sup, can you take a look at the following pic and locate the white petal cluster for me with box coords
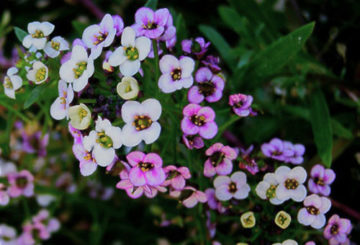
[3,67,22,99]
[22,21,54,51]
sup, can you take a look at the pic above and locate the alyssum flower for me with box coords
[72,139,98,176]
[229,93,254,117]
[203,143,237,177]
[7,170,34,198]
[181,104,218,139]
[44,36,69,58]
[158,54,195,93]
[22,21,54,50]
[121,98,162,147]
[59,45,94,92]
[182,37,210,57]
[275,166,307,202]
[3,67,22,99]
[188,67,224,104]
[214,171,250,201]
[50,80,74,120]
[182,134,204,150]
[108,27,151,76]
[82,14,116,59]
[26,61,48,84]
[83,117,122,167]
[255,173,285,205]
[297,194,331,229]
[323,214,352,245]
[116,76,139,100]
[68,103,91,130]
[163,165,191,190]
[308,164,335,196]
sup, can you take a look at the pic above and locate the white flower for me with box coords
[83,117,122,167]
[0,224,17,245]
[3,67,22,99]
[59,45,94,92]
[22,21,54,50]
[275,166,307,202]
[50,80,74,120]
[116,76,139,100]
[108,27,151,76]
[297,194,331,229]
[0,161,17,177]
[214,171,250,201]
[255,173,284,205]
[273,240,298,245]
[68,103,91,130]
[44,36,69,58]
[82,14,116,59]
[26,61,48,84]
[121,98,162,147]
[36,194,56,207]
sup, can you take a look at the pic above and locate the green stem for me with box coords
[0,101,31,123]
[79,98,97,104]
[152,40,160,82]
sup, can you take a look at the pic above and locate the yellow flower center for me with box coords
[78,108,88,119]
[73,61,87,79]
[266,184,277,199]
[191,115,206,126]
[124,46,139,61]
[93,31,108,45]
[4,76,12,89]
[171,68,182,81]
[35,67,47,82]
[132,115,153,131]
[285,178,299,190]
[96,132,113,148]
[31,29,44,38]
[51,40,60,50]
[139,162,154,172]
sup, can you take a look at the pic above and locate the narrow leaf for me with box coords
[14,26,27,42]
[24,86,44,109]
[72,21,88,36]
[144,0,158,10]
[309,89,333,167]
[331,119,353,140]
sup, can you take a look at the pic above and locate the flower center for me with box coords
[266,184,277,199]
[31,29,44,38]
[83,152,93,161]
[4,76,12,89]
[235,100,244,108]
[16,176,28,189]
[228,182,237,193]
[276,213,289,226]
[331,224,339,235]
[132,115,153,131]
[35,67,47,82]
[2,236,12,241]
[73,61,87,79]
[198,81,216,97]
[96,132,113,148]
[167,170,180,180]
[139,162,154,172]
[93,31,108,45]
[78,108,88,119]
[210,151,225,167]
[284,178,299,190]
[32,228,40,240]
[306,206,320,215]
[190,115,206,126]
[271,150,282,156]
[51,40,60,51]
[191,41,202,53]
[171,68,182,81]
[144,21,158,30]
[124,46,139,61]
[314,177,325,186]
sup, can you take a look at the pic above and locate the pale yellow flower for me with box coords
[240,211,256,228]
[116,76,139,100]
[68,103,91,130]
[275,211,291,229]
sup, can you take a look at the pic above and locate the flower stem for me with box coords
[152,40,160,82]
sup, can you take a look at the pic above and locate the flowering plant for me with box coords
[0,0,358,244]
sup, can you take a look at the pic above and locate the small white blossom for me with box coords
[50,80,74,120]
[275,166,307,202]
[255,173,284,205]
[22,21,54,50]
[3,67,22,99]
[121,98,162,147]
[68,103,91,130]
[44,36,69,58]
[273,240,298,245]
[59,45,94,92]
[108,27,151,76]
[116,76,139,100]
[26,61,48,84]
[83,117,122,167]
[297,194,331,229]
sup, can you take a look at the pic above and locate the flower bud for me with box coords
[68,103,91,130]
[240,211,256,228]
[275,211,291,229]
[116,76,139,100]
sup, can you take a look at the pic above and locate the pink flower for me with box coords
[205,188,226,213]
[182,134,204,149]
[308,164,335,196]
[204,143,237,178]
[181,186,207,208]
[229,93,255,117]
[7,170,34,198]
[181,104,218,139]
[163,165,191,190]
[68,123,83,144]
[127,151,166,187]
[188,67,224,104]
[32,209,60,234]
[181,37,210,58]
[72,139,98,176]
[19,222,50,245]
[324,215,352,245]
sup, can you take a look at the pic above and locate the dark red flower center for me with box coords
[139,162,154,172]
[171,68,182,81]
[306,205,320,215]
[190,115,206,126]
[16,177,28,189]
[198,82,216,97]
[228,182,237,193]
[210,151,225,167]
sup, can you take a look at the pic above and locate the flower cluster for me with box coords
[261,138,305,164]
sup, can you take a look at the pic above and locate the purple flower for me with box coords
[261,138,292,162]
[158,55,195,93]
[22,131,49,157]
[238,145,259,175]
[205,188,226,213]
[305,242,316,245]
[0,183,10,206]
[181,104,218,139]
[132,7,170,39]
[112,15,124,36]
[214,171,250,201]
[127,151,166,187]
[308,164,335,196]
[19,222,50,245]
[188,67,224,104]
[7,170,34,198]
[72,139,97,176]
[297,194,331,229]
[204,143,237,177]
[229,93,255,117]
[82,14,116,59]
[206,211,217,238]
[0,224,17,244]
[181,186,207,208]
[324,215,352,245]
[68,123,83,144]
[182,134,204,149]
[55,173,76,193]
[182,37,210,58]
[283,141,306,164]
[163,165,191,190]
[32,209,60,233]
[160,14,176,49]
[202,55,221,73]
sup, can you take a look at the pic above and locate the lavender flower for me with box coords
[308,164,335,196]
[205,188,226,213]
[214,171,250,201]
[229,93,254,117]
[0,224,17,245]
[202,55,221,73]
[7,170,34,198]
[323,215,352,245]
[163,165,191,190]
[203,143,237,177]
[181,104,218,139]
[182,134,204,150]
[188,67,224,104]
[181,37,210,57]
[181,186,207,208]
[297,194,331,229]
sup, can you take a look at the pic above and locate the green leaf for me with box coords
[309,89,333,167]
[331,119,353,140]
[199,25,236,70]
[24,86,45,109]
[175,13,188,44]
[237,22,315,88]
[72,21,88,36]
[144,0,158,10]
[14,26,27,42]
